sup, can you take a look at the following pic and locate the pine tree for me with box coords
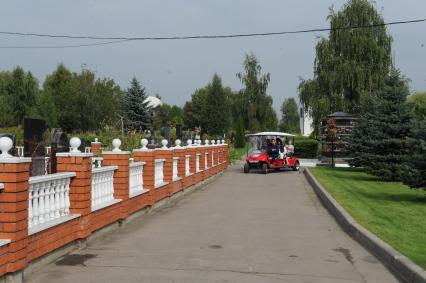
[204,74,230,136]
[123,78,152,131]
[402,119,426,189]
[235,116,246,148]
[347,69,413,181]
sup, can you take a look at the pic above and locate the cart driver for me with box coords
[268,138,280,161]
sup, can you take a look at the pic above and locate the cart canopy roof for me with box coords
[246,132,296,137]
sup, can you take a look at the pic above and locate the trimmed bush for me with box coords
[294,138,319,159]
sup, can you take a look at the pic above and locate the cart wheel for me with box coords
[293,161,300,171]
[262,163,268,174]
[244,163,250,173]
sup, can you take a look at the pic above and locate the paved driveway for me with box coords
[26,165,398,283]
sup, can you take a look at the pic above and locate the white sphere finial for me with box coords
[112,138,122,152]
[204,139,209,145]
[221,139,225,144]
[0,137,13,158]
[175,139,181,147]
[216,139,220,145]
[141,138,148,150]
[70,137,81,153]
[187,139,192,146]
[197,140,202,146]
[161,139,168,149]
[95,138,99,143]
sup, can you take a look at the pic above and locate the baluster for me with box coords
[54,179,61,218]
[38,183,46,224]
[28,185,34,228]
[49,180,56,220]
[59,179,65,216]
[64,178,70,215]
[33,183,40,226]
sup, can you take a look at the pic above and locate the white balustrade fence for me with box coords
[185,155,191,176]
[92,166,117,209]
[155,159,165,187]
[129,162,144,196]
[28,172,76,229]
[173,157,179,181]
[15,146,24,157]
[196,154,200,172]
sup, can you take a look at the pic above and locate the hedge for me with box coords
[294,138,320,159]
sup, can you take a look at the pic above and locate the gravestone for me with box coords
[176,124,182,140]
[24,118,47,176]
[50,129,69,174]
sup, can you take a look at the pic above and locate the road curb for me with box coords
[303,168,426,283]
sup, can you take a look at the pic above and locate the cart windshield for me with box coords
[247,135,292,154]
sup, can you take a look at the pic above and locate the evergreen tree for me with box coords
[122,78,152,131]
[204,74,230,136]
[6,67,38,125]
[402,119,426,189]
[347,69,413,181]
[183,88,208,131]
[279,98,300,134]
[235,116,246,148]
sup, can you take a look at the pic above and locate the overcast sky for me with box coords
[1,1,425,113]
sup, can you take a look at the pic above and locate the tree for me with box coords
[347,69,413,181]
[402,119,426,189]
[6,67,38,125]
[44,64,79,131]
[279,98,300,134]
[183,88,208,131]
[407,92,426,120]
[236,53,277,131]
[168,105,184,126]
[299,0,393,133]
[122,78,152,131]
[204,74,230,136]
[235,116,246,148]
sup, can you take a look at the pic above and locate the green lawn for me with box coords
[228,144,248,163]
[310,167,426,269]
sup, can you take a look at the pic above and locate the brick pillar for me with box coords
[133,150,154,190]
[198,146,206,180]
[0,157,31,272]
[91,140,101,157]
[103,151,130,219]
[56,152,93,239]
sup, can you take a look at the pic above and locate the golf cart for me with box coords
[243,132,300,174]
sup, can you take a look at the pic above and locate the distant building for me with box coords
[299,107,314,137]
[320,112,356,164]
[144,96,163,109]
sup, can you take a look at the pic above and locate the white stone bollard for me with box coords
[112,138,122,152]
[69,137,82,153]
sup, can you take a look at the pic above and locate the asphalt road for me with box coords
[25,165,398,283]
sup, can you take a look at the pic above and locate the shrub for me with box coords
[294,138,320,159]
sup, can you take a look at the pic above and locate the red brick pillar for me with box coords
[102,148,130,219]
[0,155,31,273]
[91,139,102,157]
[198,146,206,180]
[57,149,93,239]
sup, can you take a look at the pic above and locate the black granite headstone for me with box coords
[50,129,69,174]
[176,124,182,140]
